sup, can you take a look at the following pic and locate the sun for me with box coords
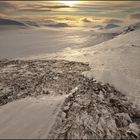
[59,1,81,6]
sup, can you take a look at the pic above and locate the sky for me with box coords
[0,1,140,26]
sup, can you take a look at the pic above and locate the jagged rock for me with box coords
[0,59,139,139]
[127,130,139,139]
[0,59,90,106]
[98,91,105,101]
[63,106,70,112]
[49,76,139,139]
[128,123,140,137]
[42,89,50,95]
[133,108,140,118]
[61,112,66,121]
[115,113,132,127]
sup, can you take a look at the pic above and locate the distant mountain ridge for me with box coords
[123,22,140,34]
[104,23,120,29]
[0,17,140,32]
[0,18,26,26]
[0,18,71,29]
[47,23,70,28]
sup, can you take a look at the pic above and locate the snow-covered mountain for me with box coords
[0,18,26,26]
[47,23,70,28]
[104,23,120,29]
[0,18,72,29]
[123,22,140,34]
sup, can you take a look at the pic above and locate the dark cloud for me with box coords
[82,18,91,23]
[19,4,70,13]
[129,13,140,20]
[104,19,123,24]
[0,1,140,23]
[47,23,70,28]
[22,4,70,10]
[46,5,70,9]
[0,2,70,15]
[20,8,52,13]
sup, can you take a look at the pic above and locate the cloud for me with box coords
[23,4,70,9]
[0,1,70,15]
[76,1,140,9]
[129,13,140,20]
[0,2,17,14]
[18,5,70,13]
[82,18,91,23]
[46,5,70,9]
[20,8,52,12]
[0,1,140,25]
[104,19,123,24]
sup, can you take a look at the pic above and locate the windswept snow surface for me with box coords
[0,27,121,59]
[52,29,140,106]
[0,95,66,139]
[0,28,92,58]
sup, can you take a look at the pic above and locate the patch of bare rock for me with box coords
[0,59,89,105]
[49,78,140,139]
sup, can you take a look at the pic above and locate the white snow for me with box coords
[0,28,92,58]
[0,95,66,139]
[0,27,122,59]
[53,29,140,106]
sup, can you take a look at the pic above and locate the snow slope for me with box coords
[0,95,66,139]
[0,27,118,58]
[54,29,140,106]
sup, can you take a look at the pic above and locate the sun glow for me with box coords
[59,1,81,6]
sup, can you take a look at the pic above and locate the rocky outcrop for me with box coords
[0,59,89,105]
[0,59,139,139]
[49,78,140,139]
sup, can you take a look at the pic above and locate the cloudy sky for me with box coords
[0,1,140,26]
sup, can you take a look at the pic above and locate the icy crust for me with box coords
[49,77,140,139]
[0,59,89,106]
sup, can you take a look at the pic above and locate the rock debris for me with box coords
[0,59,139,139]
